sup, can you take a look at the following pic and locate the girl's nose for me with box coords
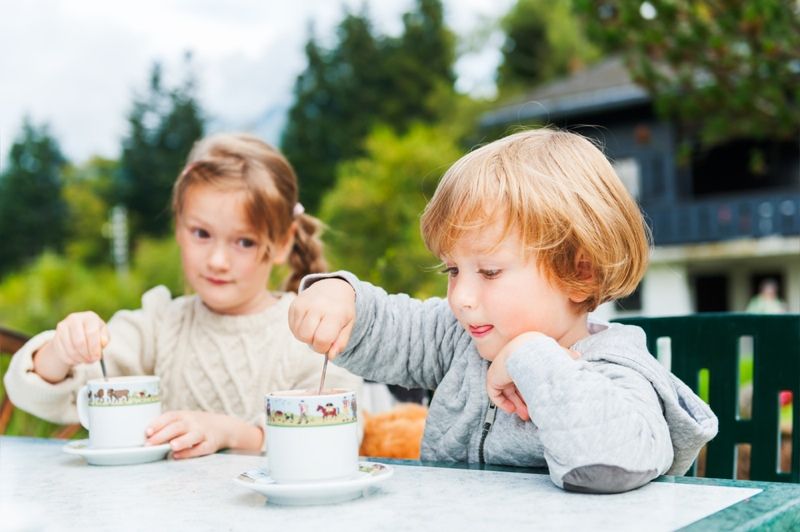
[208,243,230,271]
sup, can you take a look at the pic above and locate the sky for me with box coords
[0,0,513,167]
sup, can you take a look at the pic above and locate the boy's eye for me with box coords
[479,269,501,279]
[440,266,458,278]
[191,228,210,239]
[237,238,257,249]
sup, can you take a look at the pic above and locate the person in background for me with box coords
[4,133,361,458]
[288,127,717,493]
[746,279,787,314]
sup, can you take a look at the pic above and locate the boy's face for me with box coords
[442,220,589,361]
[176,183,281,315]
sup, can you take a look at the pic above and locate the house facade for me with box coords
[481,58,800,319]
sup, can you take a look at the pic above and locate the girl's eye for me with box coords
[192,228,210,239]
[237,238,257,249]
[479,269,501,279]
[440,266,458,278]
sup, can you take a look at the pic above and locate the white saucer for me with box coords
[234,461,393,505]
[63,439,171,466]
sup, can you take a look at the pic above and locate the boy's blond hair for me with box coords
[420,128,650,313]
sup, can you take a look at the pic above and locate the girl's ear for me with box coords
[569,250,594,304]
[271,222,297,265]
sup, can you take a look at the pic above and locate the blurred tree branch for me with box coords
[575,0,800,147]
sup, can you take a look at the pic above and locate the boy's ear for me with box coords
[272,222,297,265]
[569,250,594,304]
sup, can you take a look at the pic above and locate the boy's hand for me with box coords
[487,332,581,421]
[288,278,356,359]
[145,410,263,459]
[33,311,109,383]
[487,349,531,421]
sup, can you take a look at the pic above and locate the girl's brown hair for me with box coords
[172,133,326,292]
[421,127,651,313]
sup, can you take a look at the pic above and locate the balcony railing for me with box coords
[644,193,800,246]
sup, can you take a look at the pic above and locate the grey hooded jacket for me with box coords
[303,272,718,493]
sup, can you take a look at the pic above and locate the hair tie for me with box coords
[293,202,305,217]
[180,161,199,178]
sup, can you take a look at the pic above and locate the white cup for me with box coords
[76,376,161,449]
[265,388,359,483]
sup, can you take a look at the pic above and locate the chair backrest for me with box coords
[613,313,800,483]
[0,326,82,439]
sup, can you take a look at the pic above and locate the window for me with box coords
[613,157,641,200]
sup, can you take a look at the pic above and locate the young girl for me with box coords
[288,128,718,493]
[4,133,361,458]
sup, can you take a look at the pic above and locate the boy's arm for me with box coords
[300,271,461,390]
[505,335,673,493]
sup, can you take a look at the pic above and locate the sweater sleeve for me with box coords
[3,286,171,424]
[301,271,460,390]
[506,335,673,494]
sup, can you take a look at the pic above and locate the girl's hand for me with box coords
[33,311,109,383]
[288,278,356,359]
[487,332,581,421]
[145,411,263,459]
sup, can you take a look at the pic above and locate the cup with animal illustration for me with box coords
[76,376,161,449]
[265,388,359,483]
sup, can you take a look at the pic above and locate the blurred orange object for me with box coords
[360,403,427,459]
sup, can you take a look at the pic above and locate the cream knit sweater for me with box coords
[4,286,363,430]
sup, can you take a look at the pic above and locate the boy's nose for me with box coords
[450,279,477,310]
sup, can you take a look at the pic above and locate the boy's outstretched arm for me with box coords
[289,278,356,359]
[289,271,463,390]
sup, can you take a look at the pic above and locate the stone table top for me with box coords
[2,436,799,531]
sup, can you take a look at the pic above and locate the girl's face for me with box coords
[442,219,589,361]
[175,183,290,315]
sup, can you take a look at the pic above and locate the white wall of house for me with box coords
[596,236,799,320]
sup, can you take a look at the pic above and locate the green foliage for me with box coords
[117,59,205,239]
[282,0,457,211]
[497,0,601,94]
[0,237,182,335]
[0,118,68,275]
[62,157,118,265]
[320,124,462,298]
[575,0,800,147]
[131,236,183,295]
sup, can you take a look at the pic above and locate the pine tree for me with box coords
[282,0,456,211]
[117,58,204,238]
[0,118,68,274]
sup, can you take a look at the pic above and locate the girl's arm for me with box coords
[145,410,264,459]
[2,286,169,424]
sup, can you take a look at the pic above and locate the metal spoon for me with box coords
[99,356,108,381]
[317,355,329,395]
[99,338,109,381]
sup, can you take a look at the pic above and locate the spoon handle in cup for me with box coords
[317,356,329,395]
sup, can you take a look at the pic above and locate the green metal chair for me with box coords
[613,313,800,483]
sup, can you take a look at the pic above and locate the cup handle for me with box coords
[76,385,91,430]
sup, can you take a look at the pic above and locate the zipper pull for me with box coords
[478,402,498,464]
[483,402,497,430]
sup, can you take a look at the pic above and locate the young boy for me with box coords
[288,128,717,493]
